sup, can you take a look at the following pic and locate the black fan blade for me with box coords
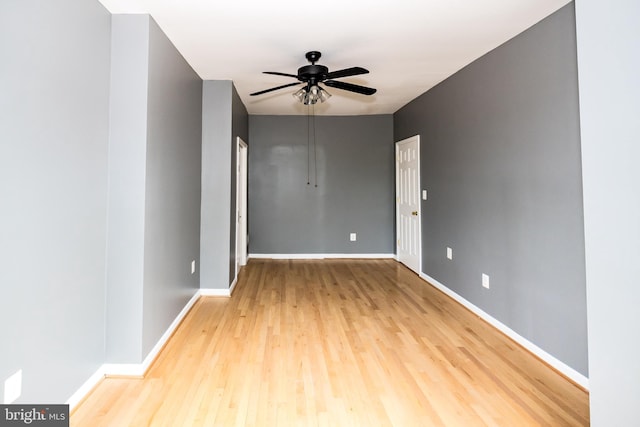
[324,80,377,95]
[263,71,299,79]
[250,82,302,96]
[325,66,369,80]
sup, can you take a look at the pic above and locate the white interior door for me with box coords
[396,135,421,274]
[236,137,248,276]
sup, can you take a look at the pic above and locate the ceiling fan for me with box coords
[250,51,377,105]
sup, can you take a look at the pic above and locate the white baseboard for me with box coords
[249,253,396,260]
[229,276,238,295]
[67,289,203,409]
[419,272,589,390]
[102,363,145,377]
[139,290,201,370]
[199,287,231,297]
[66,365,106,409]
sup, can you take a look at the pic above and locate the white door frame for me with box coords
[235,137,248,278]
[395,135,422,274]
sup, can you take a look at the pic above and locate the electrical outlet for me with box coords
[350,233,357,242]
[447,247,453,260]
[4,369,22,404]
[191,260,196,274]
[482,273,490,289]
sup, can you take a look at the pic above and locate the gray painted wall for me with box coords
[248,115,394,254]
[105,14,149,364]
[201,81,248,289]
[0,0,111,402]
[106,14,202,363]
[575,1,640,424]
[142,18,202,356]
[394,3,588,375]
[201,81,231,290]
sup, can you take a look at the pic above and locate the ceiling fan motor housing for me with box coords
[297,65,328,84]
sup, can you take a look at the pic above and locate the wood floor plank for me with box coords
[72,259,589,426]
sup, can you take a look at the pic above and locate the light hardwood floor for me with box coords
[72,259,589,426]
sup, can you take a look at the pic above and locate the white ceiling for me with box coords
[98,0,571,116]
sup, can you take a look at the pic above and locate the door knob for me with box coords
[411,211,418,216]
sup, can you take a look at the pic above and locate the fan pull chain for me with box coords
[312,104,318,187]
[306,104,311,185]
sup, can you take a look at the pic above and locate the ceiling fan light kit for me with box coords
[293,84,331,105]
[250,51,377,104]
